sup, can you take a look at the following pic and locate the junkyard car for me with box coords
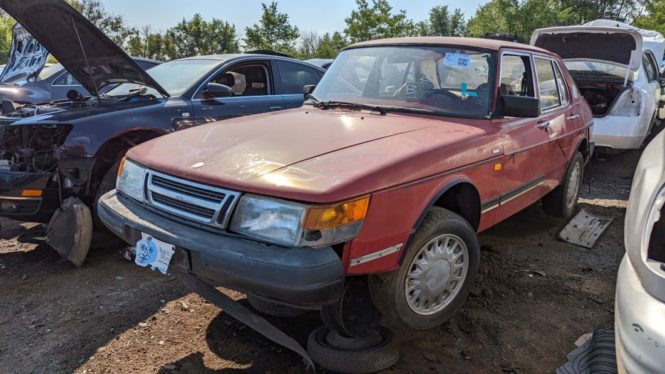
[0,0,324,263]
[99,36,593,371]
[532,24,665,150]
[0,58,161,105]
[615,130,665,373]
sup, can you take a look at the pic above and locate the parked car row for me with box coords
[0,0,662,373]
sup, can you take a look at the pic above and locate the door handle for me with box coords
[536,120,551,128]
[567,114,580,120]
[269,106,282,111]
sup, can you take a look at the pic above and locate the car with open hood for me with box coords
[0,0,324,265]
[99,36,593,372]
[532,23,665,150]
[615,129,665,372]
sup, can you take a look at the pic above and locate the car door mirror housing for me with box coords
[501,95,541,118]
[204,83,233,99]
[659,77,665,88]
[303,85,316,96]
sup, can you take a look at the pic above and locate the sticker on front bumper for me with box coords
[135,233,175,274]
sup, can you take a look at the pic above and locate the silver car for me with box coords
[615,129,665,372]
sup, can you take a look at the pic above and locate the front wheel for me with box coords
[368,207,480,330]
[542,151,584,218]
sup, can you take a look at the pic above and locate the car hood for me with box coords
[0,81,50,104]
[0,0,168,97]
[0,24,49,84]
[128,108,499,202]
[531,25,643,74]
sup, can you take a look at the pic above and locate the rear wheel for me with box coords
[369,207,480,330]
[542,151,584,218]
[91,158,124,247]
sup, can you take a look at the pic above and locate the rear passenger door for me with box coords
[643,51,663,121]
[191,61,284,121]
[274,60,324,109]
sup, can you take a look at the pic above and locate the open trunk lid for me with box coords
[531,25,643,83]
[0,0,169,97]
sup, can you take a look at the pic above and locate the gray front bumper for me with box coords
[98,190,345,307]
[614,255,665,373]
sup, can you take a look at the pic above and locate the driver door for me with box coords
[191,62,283,122]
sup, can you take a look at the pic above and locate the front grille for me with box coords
[146,171,240,228]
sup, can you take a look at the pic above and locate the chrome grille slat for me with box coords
[145,170,240,228]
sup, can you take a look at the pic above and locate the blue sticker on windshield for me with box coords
[443,53,471,69]
[461,83,478,98]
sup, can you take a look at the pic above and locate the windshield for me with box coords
[313,46,495,117]
[37,63,63,81]
[564,60,628,81]
[106,59,221,97]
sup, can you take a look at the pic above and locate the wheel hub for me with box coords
[566,161,582,209]
[405,234,469,315]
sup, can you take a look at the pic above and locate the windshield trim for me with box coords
[317,44,497,119]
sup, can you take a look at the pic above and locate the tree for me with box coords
[244,2,300,54]
[166,14,239,58]
[315,32,348,58]
[466,0,558,41]
[298,31,321,58]
[68,0,134,49]
[344,0,415,43]
[421,6,466,36]
[635,0,665,36]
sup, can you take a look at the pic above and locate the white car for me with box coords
[615,130,665,372]
[532,24,664,150]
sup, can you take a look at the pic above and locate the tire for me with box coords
[92,159,124,246]
[368,207,480,331]
[542,151,584,218]
[247,294,305,318]
[307,326,399,373]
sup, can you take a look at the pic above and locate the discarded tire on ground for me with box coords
[307,326,399,373]
[247,294,305,318]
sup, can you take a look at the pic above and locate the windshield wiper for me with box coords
[312,99,387,115]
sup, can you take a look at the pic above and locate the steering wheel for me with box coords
[392,82,416,97]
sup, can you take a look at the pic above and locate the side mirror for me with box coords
[204,83,233,99]
[501,95,540,118]
[303,85,316,96]
[659,77,665,88]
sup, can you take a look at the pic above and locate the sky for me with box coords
[101,0,488,37]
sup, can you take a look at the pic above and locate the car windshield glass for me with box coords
[106,59,221,97]
[564,61,628,80]
[312,45,495,117]
[37,63,63,81]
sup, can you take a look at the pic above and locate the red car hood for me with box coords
[129,108,499,203]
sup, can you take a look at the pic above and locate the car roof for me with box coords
[347,36,552,54]
[172,54,326,72]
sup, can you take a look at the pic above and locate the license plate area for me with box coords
[135,233,175,274]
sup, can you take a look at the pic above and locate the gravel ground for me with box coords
[0,143,647,374]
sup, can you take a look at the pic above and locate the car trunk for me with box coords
[572,78,627,117]
[531,25,643,118]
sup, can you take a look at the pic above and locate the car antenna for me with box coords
[70,15,101,104]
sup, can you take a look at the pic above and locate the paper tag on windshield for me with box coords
[443,53,471,69]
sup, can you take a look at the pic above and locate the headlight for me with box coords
[609,88,642,117]
[230,194,370,247]
[116,157,147,203]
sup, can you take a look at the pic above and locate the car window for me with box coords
[314,46,495,118]
[53,72,80,86]
[210,64,270,96]
[276,61,321,94]
[535,58,560,110]
[37,63,63,81]
[643,53,658,82]
[553,62,569,105]
[500,54,534,97]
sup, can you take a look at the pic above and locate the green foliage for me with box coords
[69,0,134,49]
[165,14,239,58]
[635,0,665,36]
[316,32,349,58]
[420,6,466,36]
[344,0,415,43]
[244,2,300,54]
[0,14,13,64]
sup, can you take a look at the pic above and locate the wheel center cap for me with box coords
[425,259,452,293]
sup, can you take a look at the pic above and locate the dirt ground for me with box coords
[0,145,645,374]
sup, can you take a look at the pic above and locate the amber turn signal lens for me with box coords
[303,196,370,230]
[117,156,128,177]
[21,189,43,197]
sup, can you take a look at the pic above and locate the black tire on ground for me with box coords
[91,158,124,246]
[542,151,584,218]
[588,328,617,374]
[246,294,305,318]
[368,207,480,331]
[307,326,399,373]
